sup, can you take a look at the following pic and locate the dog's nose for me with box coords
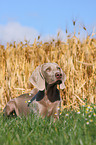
[55,73,62,79]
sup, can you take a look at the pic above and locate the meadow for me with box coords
[0,104,96,145]
[0,26,96,144]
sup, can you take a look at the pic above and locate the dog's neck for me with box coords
[29,83,60,106]
[45,82,60,102]
[35,82,60,103]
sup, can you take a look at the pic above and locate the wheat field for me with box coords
[0,32,96,111]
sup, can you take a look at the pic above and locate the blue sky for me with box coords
[0,0,96,44]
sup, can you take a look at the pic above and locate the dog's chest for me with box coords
[43,95,52,106]
[37,95,60,116]
[39,95,57,107]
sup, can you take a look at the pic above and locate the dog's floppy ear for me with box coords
[29,65,45,91]
[60,69,66,89]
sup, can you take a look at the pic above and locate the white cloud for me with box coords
[0,22,39,44]
[0,22,68,45]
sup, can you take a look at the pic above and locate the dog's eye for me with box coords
[46,67,51,72]
[57,67,60,71]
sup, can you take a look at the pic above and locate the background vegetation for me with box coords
[0,27,96,111]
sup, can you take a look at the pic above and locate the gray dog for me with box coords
[3,63,66,119]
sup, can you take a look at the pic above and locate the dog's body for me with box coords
[3,88,38,117]
[3,63,66,119]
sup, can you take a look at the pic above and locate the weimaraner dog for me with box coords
[3,63,66,119]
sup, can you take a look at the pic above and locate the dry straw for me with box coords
[0,33,96,111]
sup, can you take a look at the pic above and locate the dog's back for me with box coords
[3,88,38,117]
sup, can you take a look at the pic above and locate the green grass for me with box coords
[0,104,96,145]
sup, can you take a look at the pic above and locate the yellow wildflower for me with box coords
[29,93,31,96]
[55,113,57,116]
[65,113,69,116]
[87,105,90,109]
[89,119,93,122]
[86,108,89,111]
[86,121,89,125]
[60,112,62,115]
[85,111,88,114]
[88,115,91,118]
[28,100,31,103]
[82,103,85,107]
[89,109,92,112]
[57,107,60,110]
[77,110,80,114]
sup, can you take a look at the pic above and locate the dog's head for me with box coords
[29,63,66,90]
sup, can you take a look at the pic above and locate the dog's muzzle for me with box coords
[55,72,62,84]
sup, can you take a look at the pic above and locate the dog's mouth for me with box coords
[49,79,62,86]
[56,79,62,84]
